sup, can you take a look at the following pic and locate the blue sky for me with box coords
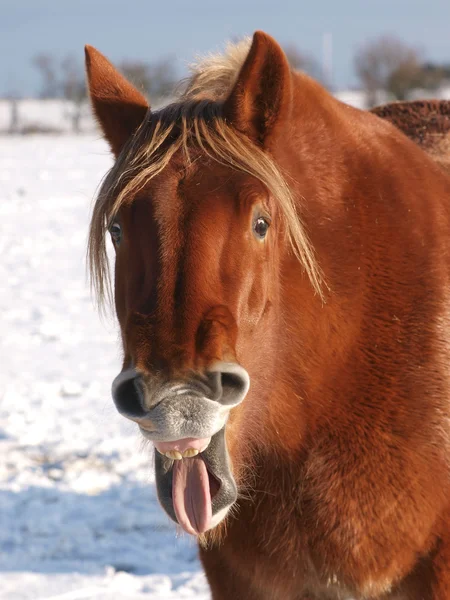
[2,0,450,96]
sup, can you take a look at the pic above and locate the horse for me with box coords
[85,32,450,599]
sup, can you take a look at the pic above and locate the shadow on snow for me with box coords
[0,480,200,575]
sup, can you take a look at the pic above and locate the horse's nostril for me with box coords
[208,363,250,407]
[111,369,145,419]
[221,371,247,397]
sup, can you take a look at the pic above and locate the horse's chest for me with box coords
[216,503,340,598]
[218,494,402,600]
[219,532,396,600]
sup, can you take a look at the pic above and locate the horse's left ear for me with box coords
[85,45,149,157]
[223,31,292,145]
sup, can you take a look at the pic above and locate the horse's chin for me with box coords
[154,426,236,535]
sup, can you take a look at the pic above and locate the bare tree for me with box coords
[60,55,86,133]
[32,54,59,98]
[7,96,19,134]
[4,75,21,134]
[119,56,177,102]
[418,62,450,91]
[283,44,323,83]
[31,51,177,132]
[355,36,423,106]
[32,52,87,133]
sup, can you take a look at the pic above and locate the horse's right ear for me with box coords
[85,45,149,157]
[223,31,292,145]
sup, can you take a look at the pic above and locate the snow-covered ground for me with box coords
[0,135,210,599]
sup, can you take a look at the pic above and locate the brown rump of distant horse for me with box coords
[372,99,450,171]
[85,32,450,599]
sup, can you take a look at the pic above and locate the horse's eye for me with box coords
[109,222,122,245]
[253,216,270,239]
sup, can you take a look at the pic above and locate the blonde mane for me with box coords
[88,38,323,306]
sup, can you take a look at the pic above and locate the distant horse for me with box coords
[85,32,450,599]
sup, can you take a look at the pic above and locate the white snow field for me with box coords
[0,136,210,599]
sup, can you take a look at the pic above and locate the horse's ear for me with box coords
[223,31,292,145]
[85,45,149,156]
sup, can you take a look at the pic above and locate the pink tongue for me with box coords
[172,456,212,535]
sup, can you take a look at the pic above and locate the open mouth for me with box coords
[153,427,236,535]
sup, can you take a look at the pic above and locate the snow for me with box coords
[0,135,210,599]
[0,100,96,134]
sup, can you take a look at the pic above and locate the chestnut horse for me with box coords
[85,32,450,599]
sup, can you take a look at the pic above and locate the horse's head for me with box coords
[85,32,322,535]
